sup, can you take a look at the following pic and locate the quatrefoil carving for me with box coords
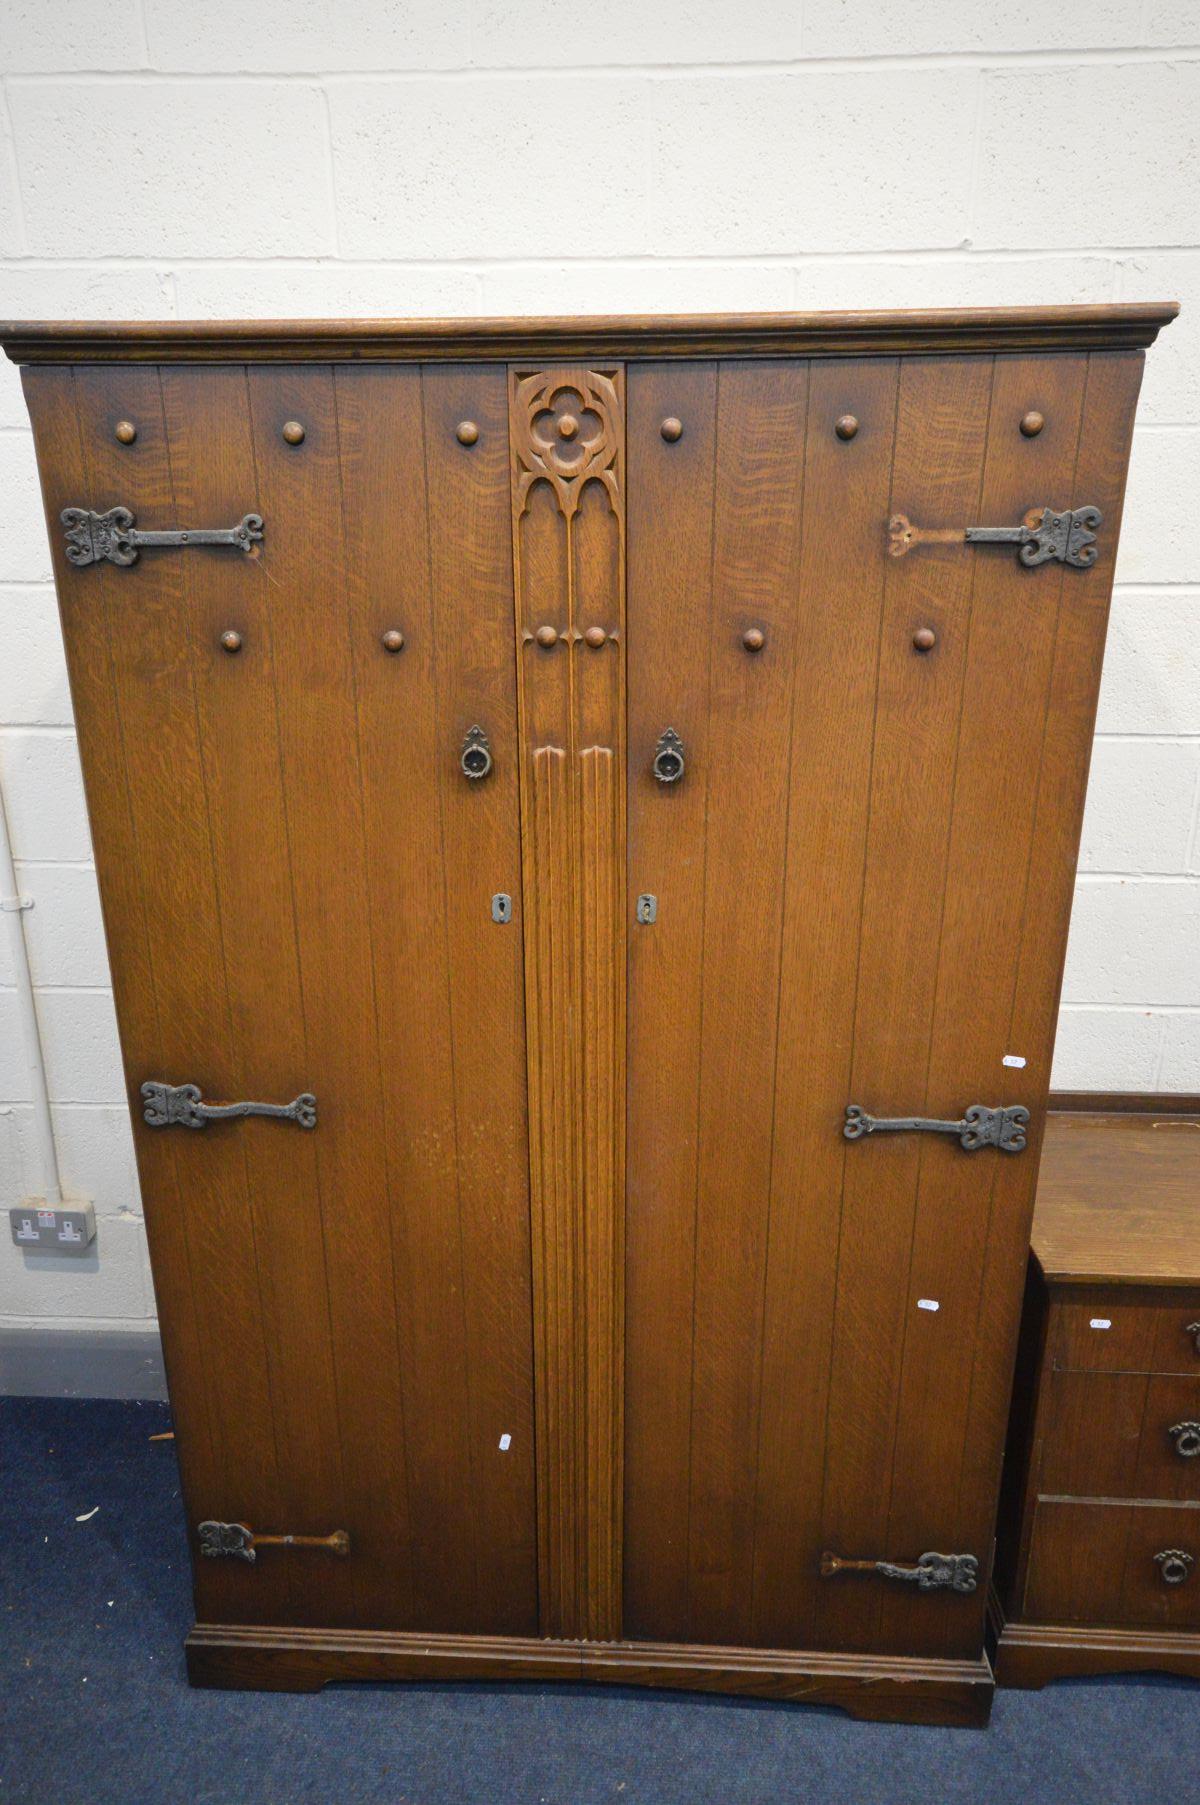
[511,368,622,521]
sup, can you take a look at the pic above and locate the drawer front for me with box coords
[1052,1294,1200,1375]
[1153,1308,1200,1375]
[1039,1370,1147,1496]
[1135,1376,1200,1498]
[1039,1371,1200,1500]
[1025,1499,1200,1628]
[1053,1300,1157,1373]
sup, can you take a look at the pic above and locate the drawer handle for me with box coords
[820,1549,978,1594]
[1155,1549,1195,1587]
[198,1520,350,1564]
[1187,1321,1200,1357]
[843,1102,1029,1153]
[141,1081,316,1130]
[887,503,1101,569]
[63,505,263,568]
[1168,1420,1200,1459]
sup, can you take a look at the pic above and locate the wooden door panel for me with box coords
[876,353,1091,1658]
[952,351,1144,1627]
[623,362,718,1642]
[24,363,539,1638]
[624,350,1143,1659]
[817,355,996,1656]
[26,364,292,1631]
[751,357,902,1651]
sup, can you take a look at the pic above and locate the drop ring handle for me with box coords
[653,728,685,785]
[461,725,493,781]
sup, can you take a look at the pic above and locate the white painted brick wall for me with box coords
[1,2,1198,1337]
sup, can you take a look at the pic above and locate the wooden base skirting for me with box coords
[989,1588,1200,1689]
[185,1623,994,1726]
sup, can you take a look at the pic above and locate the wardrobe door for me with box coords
[23,362,539,1637]
[624,351,1143,1659]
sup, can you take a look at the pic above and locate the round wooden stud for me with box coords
[535,624,559,648]
[282,420,306,445]
[558,414,580,441]
[114,419,137,445]
[660,417,683,443]
[742,627,765,653]
[220,630,243,654]
[381,629,405,653]
[913,626,937,653]
[1020,410,1045,438]
[456,420,479,446]
[584,625,607,648]
[835,414,859,441]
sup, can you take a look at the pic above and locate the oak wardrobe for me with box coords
[3,304,1175,1726]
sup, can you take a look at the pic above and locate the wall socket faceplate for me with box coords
[10,1201,96,1255]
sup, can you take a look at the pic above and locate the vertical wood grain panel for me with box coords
[244,365,407,1628]
[817,356,993,1653]
[327,362,465,1629]
[683,361,808,1646]
[750,357,900,1649]
[624,363,718,1641]
[60,365,289,1627]
[21,367,237,1626]
[877,354,1088,1657]
[955,352,1145,1602]
[419,364,540,1633]
[158,363,356,1628]
[510,366,626,1640]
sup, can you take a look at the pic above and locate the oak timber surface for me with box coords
[1035,1112,1200,1286]
[10,305,1174,1723]
[0,303,1179,366]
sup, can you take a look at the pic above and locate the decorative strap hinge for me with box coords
[198,1521,350,1564]
[62,506,263,568]
[888,504,1101,568]
[141,1081,316,1130]
[821,1550,979,1594]
[843,1102,1029,1153]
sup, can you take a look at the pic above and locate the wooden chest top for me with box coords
[1035,1110,1200,1288]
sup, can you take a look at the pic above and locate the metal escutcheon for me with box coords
[461,725,493,780]
[653,728,685,785]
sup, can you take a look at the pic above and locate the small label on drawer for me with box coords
[1089,1318,1112,1330]
[1002,1054,1026,1068]
[498,1433,512,1451]
[917,1299,939,1312]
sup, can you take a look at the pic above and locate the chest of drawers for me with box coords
[992,1105,1200,1685]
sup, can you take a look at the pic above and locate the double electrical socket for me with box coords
[9,1200,96,1255]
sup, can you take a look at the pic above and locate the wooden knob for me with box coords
[660,417,683,443]
[282,421,305,445]
[220,630,243,654]
[913,626,937,652]
[584,626,607,648]
[456,420,479,446]
[558,414,579,440]
[535,624,558,648]
[381,629,405,653]
[742,627,765,652]
[835,415,859,441]
[114,420,137,445]
[1020,411,1045,438]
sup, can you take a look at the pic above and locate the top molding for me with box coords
[0,304,1179,366]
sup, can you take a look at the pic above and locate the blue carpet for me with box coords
[0,1397,1196,1804]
